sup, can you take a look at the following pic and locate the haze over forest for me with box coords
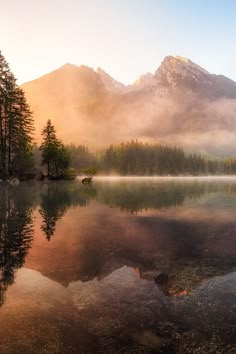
[22,56,236,156]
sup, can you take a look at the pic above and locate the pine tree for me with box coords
[40,119,70,177]
[40,119,60,176]
[0,51,34,177]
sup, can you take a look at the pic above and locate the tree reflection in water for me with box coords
[96,180,225,213]
[0,179,234,307]
[0,185,34,305]
[0,182,95,305]
[39,185,68,241]
[39,182,96,241]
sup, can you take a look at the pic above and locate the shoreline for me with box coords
[94,175,236,180]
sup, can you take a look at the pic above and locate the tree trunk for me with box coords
[0,103,3,177]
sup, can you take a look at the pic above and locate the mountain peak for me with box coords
[60,63,78,70]
[154,55,210,89]
[96,67,126,93]
[161,55,209,75]
[96,66,107,75]
[59,63,98,75]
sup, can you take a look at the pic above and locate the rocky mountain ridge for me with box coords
[21,55,236,155]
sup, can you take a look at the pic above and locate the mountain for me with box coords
[21,56,236,154]
[96,67,126,93]
[153,56,236,98]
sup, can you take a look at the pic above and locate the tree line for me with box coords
[61,141,236,176]
[1,49,236,179]
[99,141,226,175]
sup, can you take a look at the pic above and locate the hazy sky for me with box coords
[1,0,236,84]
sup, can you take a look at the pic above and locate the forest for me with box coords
[1,49,236,179]
[66,141,236,176]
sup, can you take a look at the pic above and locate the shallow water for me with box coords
[1,178,236,352]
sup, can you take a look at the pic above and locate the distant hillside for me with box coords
[21,56,236,155]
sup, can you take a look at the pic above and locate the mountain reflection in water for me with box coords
[0,178,236,352]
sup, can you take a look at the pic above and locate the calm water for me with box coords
[1,177,236,353]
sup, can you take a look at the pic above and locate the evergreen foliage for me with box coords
[0,51,34,177]
[101,141,210,175]
[40,119,70,177]
[1,49,236,178]
[66,144,96,171]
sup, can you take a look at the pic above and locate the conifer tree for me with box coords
[40,119,59,176]
[0,51,34,177]
[40,119,70,177]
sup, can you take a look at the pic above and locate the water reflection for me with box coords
[39,185,71,241]
[1,265,236,353]
[0,186,34,305]
[1,179,236,301]
[39,183,93,240]
[29,180,236,292]
[0,179,236,352]
[96,179,231,212]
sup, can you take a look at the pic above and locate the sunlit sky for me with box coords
[1,0,236,85]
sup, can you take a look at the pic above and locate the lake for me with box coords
[1,177,236,353]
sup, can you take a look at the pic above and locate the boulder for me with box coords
[9,178,20,186]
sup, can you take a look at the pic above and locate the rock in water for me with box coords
[155,272,169,295]
[9,178,20,186]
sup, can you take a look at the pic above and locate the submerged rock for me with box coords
[155,272,169,295]
[155,272,169,285]
[9,178,20,186]
[141,270,162,281]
